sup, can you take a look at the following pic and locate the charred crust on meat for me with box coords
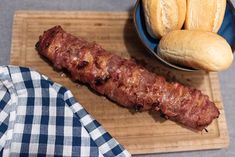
[94,77,103,85]
[160,111,168,119]
[152,102,160,111]
[94,75,110,86]
[35,41,40,51]
[77,61,89,69]
[45,42,50,48]
[134,104,143,112]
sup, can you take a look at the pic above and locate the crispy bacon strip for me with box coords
[36,26,219,131]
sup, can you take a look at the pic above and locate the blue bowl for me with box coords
[133,0,235,71]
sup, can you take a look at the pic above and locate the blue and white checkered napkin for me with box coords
[0,65,131,157]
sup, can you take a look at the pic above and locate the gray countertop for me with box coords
[0,0,234,156]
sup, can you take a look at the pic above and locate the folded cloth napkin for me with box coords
[0,65,131,157]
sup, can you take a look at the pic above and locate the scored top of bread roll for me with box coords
[185,0,226,33]
[142,0,186,38]
[157,30,233,71]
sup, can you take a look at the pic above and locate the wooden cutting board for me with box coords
[10,11,229,155]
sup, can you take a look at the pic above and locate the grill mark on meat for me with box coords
[36,26,220,131]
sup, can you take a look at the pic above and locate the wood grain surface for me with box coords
[10,11,229,155]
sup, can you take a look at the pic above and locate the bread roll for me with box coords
[185,0,226,33]
[157,30,233,71]
[142,0,186,38]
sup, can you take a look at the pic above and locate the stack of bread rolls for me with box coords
[142,0,233,71]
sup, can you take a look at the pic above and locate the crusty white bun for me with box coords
[142,0,186,38]
[157,30,233,71]
[185,0,226,33]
